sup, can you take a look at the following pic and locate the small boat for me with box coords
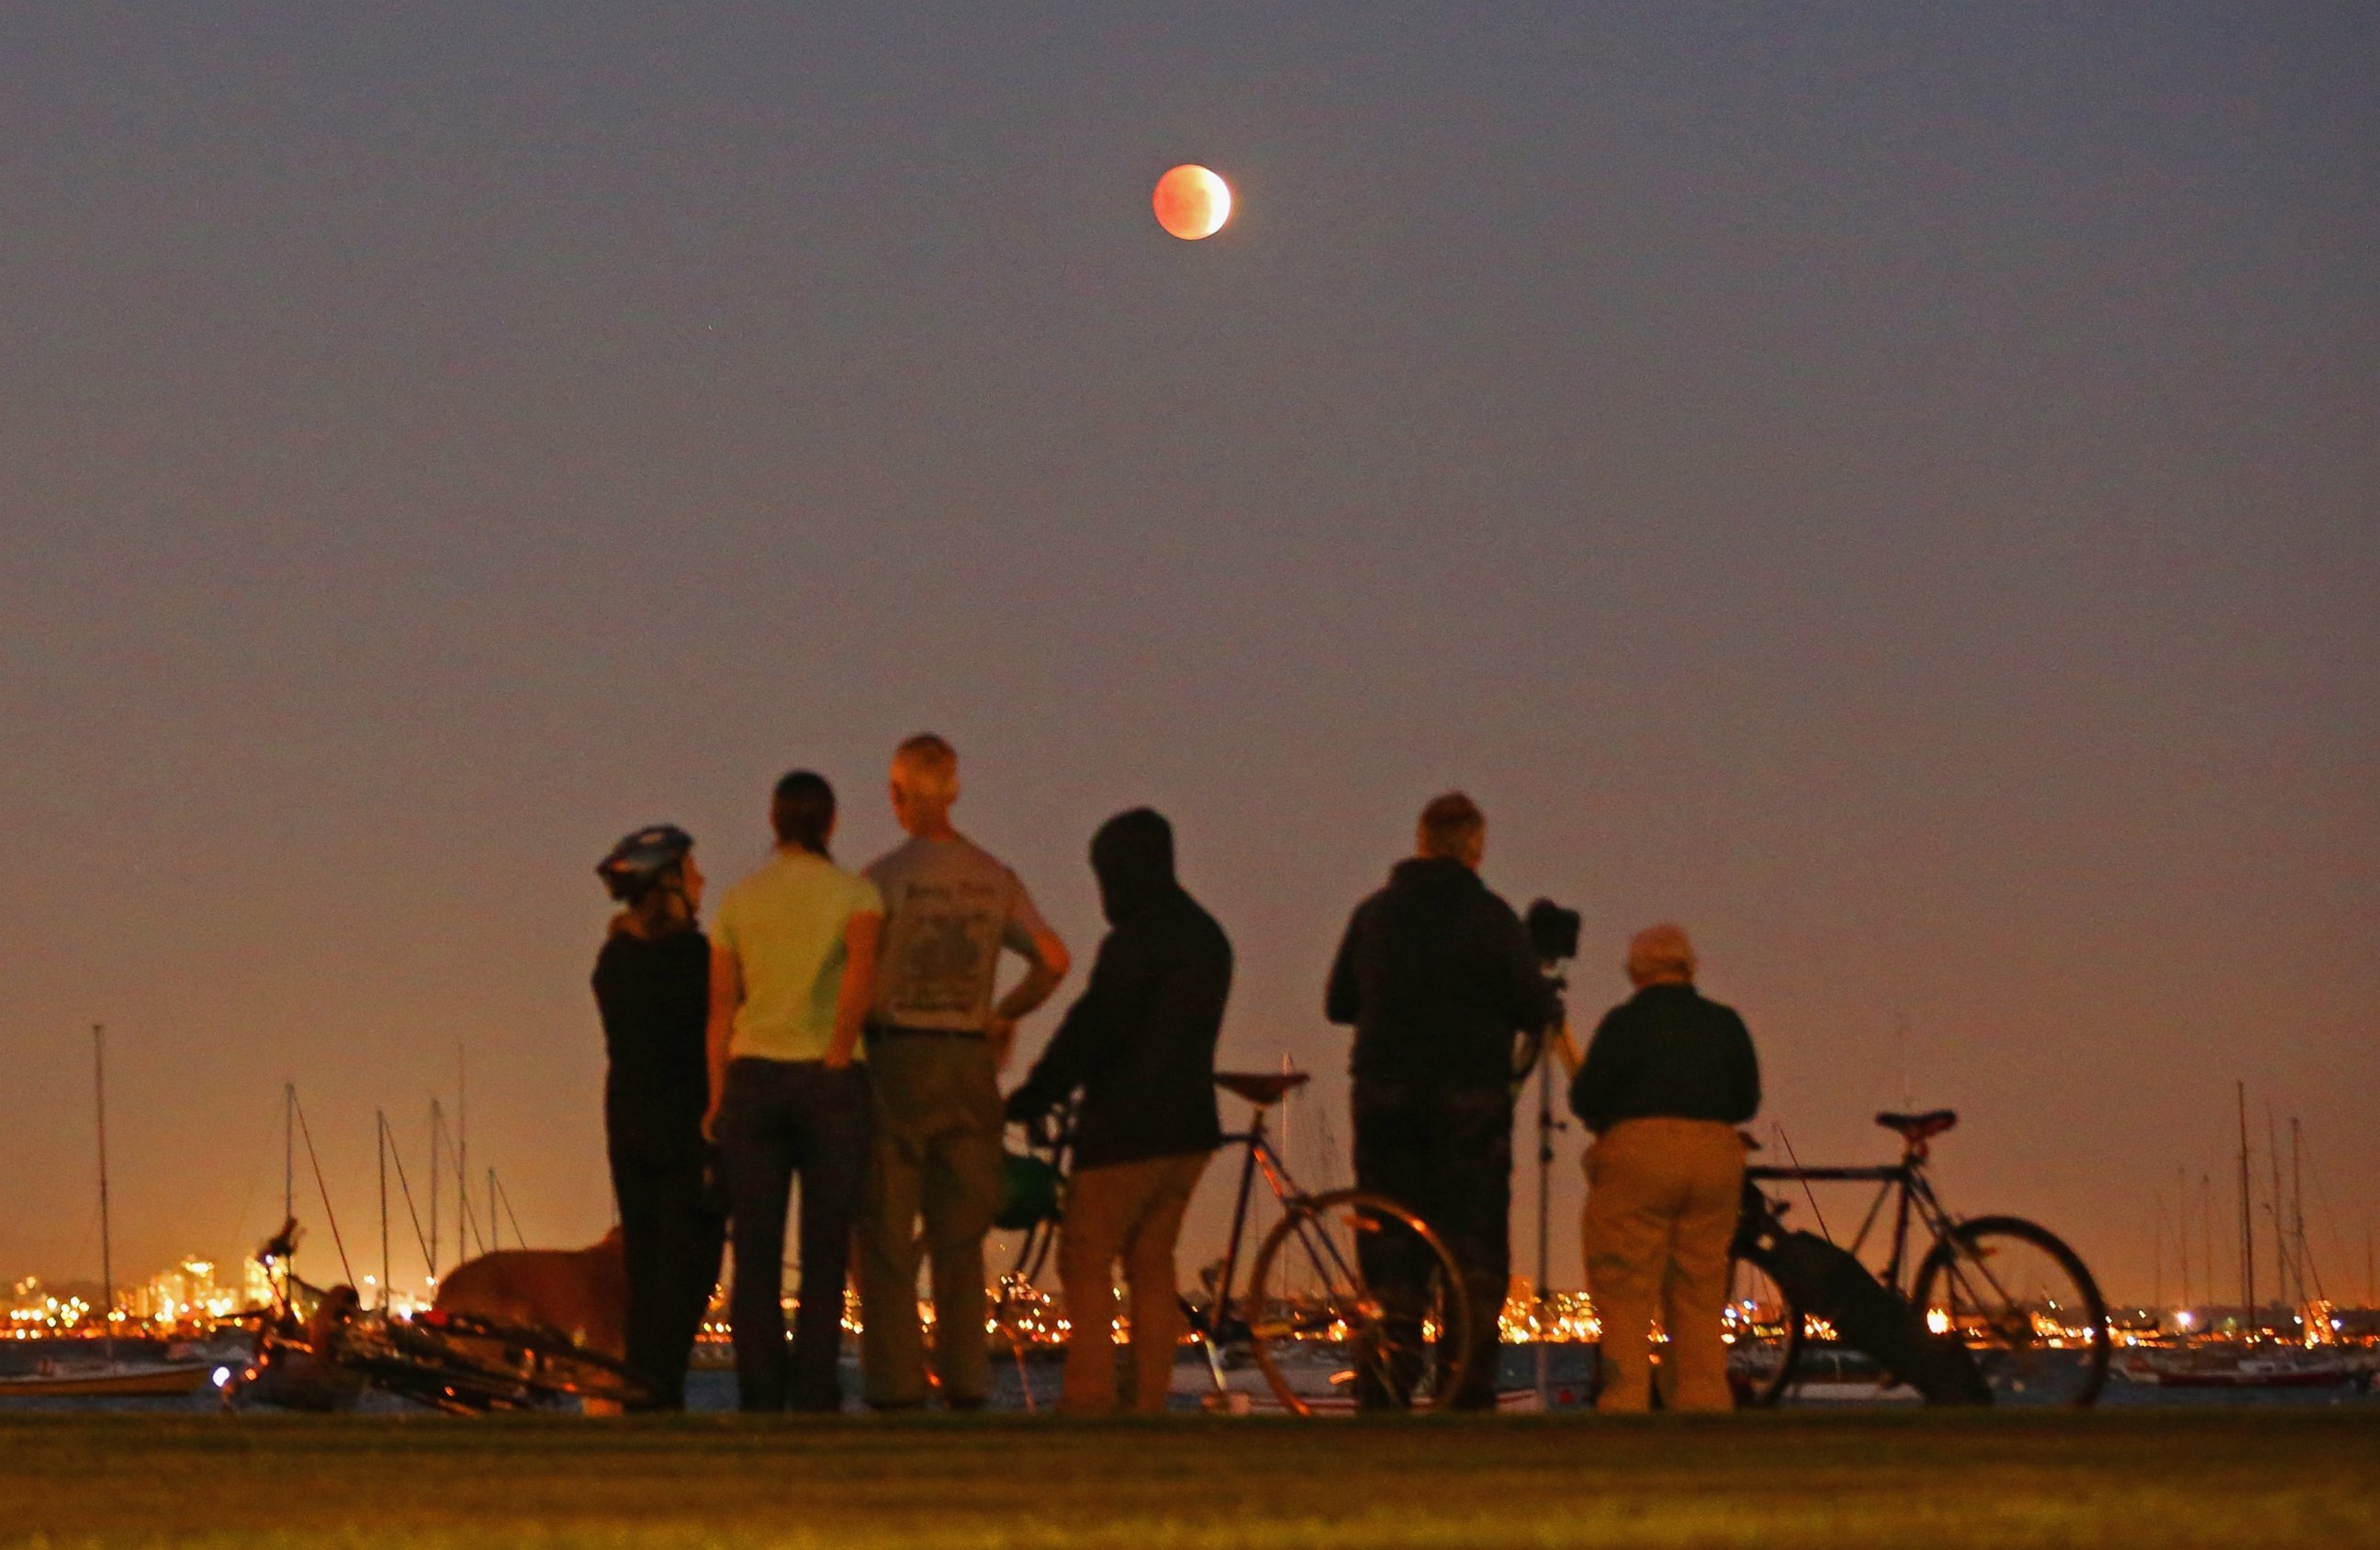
[0,1028,231,1404]
[2113,1345,2369,1390]
[0,1359,220,1398]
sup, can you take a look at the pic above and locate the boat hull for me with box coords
[0,1362,219,1398]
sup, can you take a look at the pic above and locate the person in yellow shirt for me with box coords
[707,770,884,1412]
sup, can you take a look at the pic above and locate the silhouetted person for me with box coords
[707,773,884,1412]
[1326,792,1559,1410]
[1006,808,1232,1415]
[858,734,1070,1410]
[591,824,728,1412]
[1570,923,1759,1413]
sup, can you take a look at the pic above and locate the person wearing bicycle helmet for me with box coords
[592,823,727,1412]
[1570,923,1760,1413]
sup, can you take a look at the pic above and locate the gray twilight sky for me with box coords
[3,5,2374,1309]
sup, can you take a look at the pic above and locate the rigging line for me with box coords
[430,1103,487,1259]
[1770,1121,1833,1243]
[292,1094,357,1288]
[492,1173,527,1249]
[378,1113,436,1281]
[2301,1140,2352,1306]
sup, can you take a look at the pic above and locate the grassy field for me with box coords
[4,1410,2377,1548]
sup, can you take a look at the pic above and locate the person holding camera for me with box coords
[1568,923,1760,1413]
[1326,792,1560,1410]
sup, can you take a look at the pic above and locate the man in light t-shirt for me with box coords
[857,733,1070,1410]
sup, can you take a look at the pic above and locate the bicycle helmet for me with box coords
[596,824,695,902]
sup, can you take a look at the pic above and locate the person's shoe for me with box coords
[866,1398,926,1414]
[942,1394,989,1412]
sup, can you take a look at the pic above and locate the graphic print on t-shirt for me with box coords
[882,876,1007,1019]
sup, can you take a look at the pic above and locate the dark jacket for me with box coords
[592,926,713,1162]
[1568,982,1760,1135]
[1005,809,1233,1170]
[1326,857,1560,1095]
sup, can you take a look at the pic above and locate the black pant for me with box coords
[605,1111,725,1413]
[1351,1082,1511,1410]
[717,1057,872,1412]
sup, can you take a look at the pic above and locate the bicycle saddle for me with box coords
[1875,1108,1959,1141]
[1215,1071,1309,1106]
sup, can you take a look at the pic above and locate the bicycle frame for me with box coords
[1746,1140,1961,1299]
[1182,1102,1367,1391]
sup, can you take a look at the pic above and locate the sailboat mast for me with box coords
[377,1111,391,1310]
[2289,1118,2308,1307]
[2152,1191,2163,1311]
[2237,1081,2254,1336]
[428,1099,442,1281]
[2199,1173,2215,1330]
[2266,1106,2286,1309]
[93,1025,115,1363]
[283,1082,296,1229]
[457,1046,472,1258]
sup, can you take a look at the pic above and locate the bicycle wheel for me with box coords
[1242,1189,1475,1415]
[1910,1215,2108,1408]
[1723,1250,1804,1407]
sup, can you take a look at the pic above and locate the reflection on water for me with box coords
[7,1342,2374,1416]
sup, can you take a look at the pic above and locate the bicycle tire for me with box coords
[1724,1249,1806,1408]
[1909,1215,2108,1409]
[1242,1188,1475,1415]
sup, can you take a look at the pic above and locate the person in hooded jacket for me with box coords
[1005,808,1233,1416]
[1326,792,1560,1410]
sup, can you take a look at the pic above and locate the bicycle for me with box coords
[224,1219,651,1415]
[1727,1110,2111,1408]
[1002,1072,1477,1414]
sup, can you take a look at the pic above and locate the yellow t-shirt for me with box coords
[713,850,884,1063]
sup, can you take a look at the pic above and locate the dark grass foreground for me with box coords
[5,1410,2378,1548]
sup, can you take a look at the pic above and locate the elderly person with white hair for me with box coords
[1567,923,1760,1413]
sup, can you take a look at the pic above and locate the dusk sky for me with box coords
[4,5,2373,1309]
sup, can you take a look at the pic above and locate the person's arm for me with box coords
[987,885,1071,1066]
[1722,1010,1762,1124]
[825,912,882,1070]
[1492,901,1563,1037]
[1551,1016,1584,1079]
[1324,905,1364,1026]
[988,927,1069,1064]
[1566,1009,1631,1133]
[1005,930,1149,1122]
[703,945,742,1140]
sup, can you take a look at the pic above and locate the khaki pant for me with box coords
[1057,1151,1208,1416]
[858,1034,1004,1408]
[1581,1117,1745,1414]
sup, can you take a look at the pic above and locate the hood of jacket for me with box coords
[1091,807,1179,926]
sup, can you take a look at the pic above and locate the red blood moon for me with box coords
[1152,164,1231,241]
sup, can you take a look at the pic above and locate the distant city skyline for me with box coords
[4,5,2374,1309]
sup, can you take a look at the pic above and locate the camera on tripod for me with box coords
[1524,898,1580,965]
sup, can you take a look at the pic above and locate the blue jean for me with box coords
[717,1057,872,1411]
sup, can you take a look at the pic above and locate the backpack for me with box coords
[1757,1230,1991,1406]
